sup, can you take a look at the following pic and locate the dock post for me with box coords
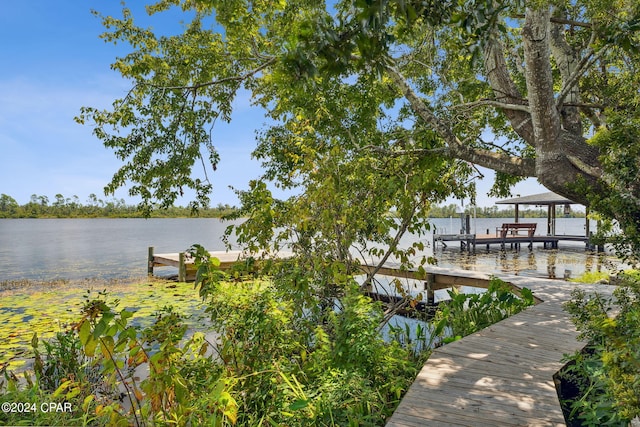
[178,252,186,282]
[425,273,435,304]
[148,246,155,276]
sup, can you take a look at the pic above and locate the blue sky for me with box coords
[0,1,545,208]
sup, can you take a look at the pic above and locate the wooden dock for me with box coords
[433,232,592,251]
[148,248,293,281]
[149,248,536,302]
[385,272,615,426]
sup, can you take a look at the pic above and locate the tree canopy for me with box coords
[77,0,640,260]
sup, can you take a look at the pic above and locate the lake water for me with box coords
[0,217,622,371]
[0,217,620,282]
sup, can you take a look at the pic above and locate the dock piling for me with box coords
[148,246,155,276]
[178,252,186,282]
[425,273,435,304]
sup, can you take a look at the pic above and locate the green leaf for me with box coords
[289,399,309,411]
[78,320,91,345]
[84,336,98,357]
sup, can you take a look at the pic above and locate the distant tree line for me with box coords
[0,193,237,219]
[428,204,586,219]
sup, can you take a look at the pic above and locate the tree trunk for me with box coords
[521,7,602,206]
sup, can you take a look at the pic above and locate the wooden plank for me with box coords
[415,369,558,395]
[396,386,565,424]
[432,232,587,251]
[385,279,618,426]
[436,337,573,362]
[151,250,294,273]
[398,371,565,419]
[388,412,480,427]
[359,263,498,290]
[396,393,565,426]
[399,383,564,416]
[388,406,524,427]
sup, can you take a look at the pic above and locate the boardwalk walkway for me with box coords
[386,271,615,427]
[149,249,615,425]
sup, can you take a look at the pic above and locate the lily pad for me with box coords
[0,278,211,371]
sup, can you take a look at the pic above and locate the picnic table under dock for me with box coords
[433,223,591,251]
[435,192,599,251]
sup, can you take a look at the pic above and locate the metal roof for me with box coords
[495,191,578,206]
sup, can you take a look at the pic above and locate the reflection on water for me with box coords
[434,244,619,279]
[0,217,623,282]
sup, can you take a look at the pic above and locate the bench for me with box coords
[497,223,537,238]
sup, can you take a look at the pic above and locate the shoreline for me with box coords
[0,276,155,292]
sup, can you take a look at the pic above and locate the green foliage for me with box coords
[71,290,236,426]
[32,330,93,393]
[562,275,640,425]
[433,277,535,343]
[0,192,236,218]
[0,374,94,427]
[586,114,640,263]
[0,280,210,372]
[193,249,420,426]
[569,270,610,284]
[3,285,236,427]
[0,194,19,218]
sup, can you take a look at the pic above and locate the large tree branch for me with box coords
[453,98,531,114]
[555,36,606,110]
[523,7,561,156]
[550,10,582,134]
[483,38,536,145]
[566,154,603,180]
[385,64,536,177]
[361,145,448,157]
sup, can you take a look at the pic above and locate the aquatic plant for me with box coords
[569,271,611,284]
[0,280,209,371]
[432,277,535,344]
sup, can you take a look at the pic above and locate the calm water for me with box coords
[0,217,620,282]
[0,218,241,281]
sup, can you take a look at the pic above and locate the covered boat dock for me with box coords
[433,192,597,251]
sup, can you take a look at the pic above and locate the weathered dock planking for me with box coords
[385,273,615,427]
[433,232,591,251]
[148,248,266,281]
[359,262,543,304]
[149,249,532,299]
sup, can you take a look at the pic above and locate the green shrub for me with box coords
[3,253,536,426]
[562,275,640,425]
[199,272,419,425]
[432,277,535,344]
